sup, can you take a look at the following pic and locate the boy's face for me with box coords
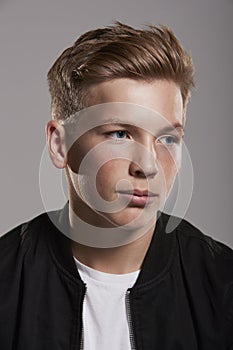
[65,79,184,230]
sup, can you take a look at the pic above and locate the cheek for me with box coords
[67,141,87,173]
[66,132,97,173]
[157,148,179,189]
[96,160,128,193]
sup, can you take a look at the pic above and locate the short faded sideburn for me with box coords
[47,22,195,123]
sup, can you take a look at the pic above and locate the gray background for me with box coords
[0,0,232,247]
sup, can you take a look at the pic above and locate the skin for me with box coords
[47,78,184,274]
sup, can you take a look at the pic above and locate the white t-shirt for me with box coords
[74,257,140,350]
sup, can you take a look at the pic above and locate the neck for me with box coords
[72,226,155,274]
[68,200,157,274]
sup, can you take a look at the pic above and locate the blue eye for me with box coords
[108,130,128,140]
[157,135,179,146]
[165,136,175,144]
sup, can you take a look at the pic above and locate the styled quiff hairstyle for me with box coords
[48,22,195,123]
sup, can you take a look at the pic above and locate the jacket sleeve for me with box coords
[0,223,28,349]
[224,281,233,349]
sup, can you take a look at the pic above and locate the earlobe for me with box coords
[46,120,67,169]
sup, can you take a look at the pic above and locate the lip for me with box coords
[117,189,158,206]
[118,189,157,197]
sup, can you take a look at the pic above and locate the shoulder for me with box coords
[163,210,233,303]
[177,215,232,260]
[1,210,54,244]
[0,209,61,270]
[160,211,233,259]
[161,212,233,322]
[160,212,233,292]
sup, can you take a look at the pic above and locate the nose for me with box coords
[129,144,158,179]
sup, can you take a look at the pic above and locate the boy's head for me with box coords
[47,22,195,124]
[46,22,195,242]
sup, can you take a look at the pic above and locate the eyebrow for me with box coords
[158,123,184,133]
[100,118,184,133]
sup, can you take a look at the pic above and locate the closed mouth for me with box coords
[117,190,158,197]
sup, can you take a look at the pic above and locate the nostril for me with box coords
[130,165,157,179]
[134,169,147,178]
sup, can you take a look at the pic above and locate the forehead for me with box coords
[87,78,183,125]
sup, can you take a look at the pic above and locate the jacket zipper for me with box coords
[79,326,84,350]
[79,287,136,349]
[125,289,137,350]
[79,284,87,350]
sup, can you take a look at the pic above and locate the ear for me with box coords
[46,120,67,169]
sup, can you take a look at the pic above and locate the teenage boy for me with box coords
[0,22,232,350]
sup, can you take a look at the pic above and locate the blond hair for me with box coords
[48,22,195,122]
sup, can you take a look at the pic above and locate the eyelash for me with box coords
[105,130,181,146]
[157,135,180,146]
[106,130,129,140]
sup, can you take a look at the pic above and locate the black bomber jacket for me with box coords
[0,204,233,350]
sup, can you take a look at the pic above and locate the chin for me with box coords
[102,206,157,229]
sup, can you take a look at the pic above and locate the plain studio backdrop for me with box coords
[0,0,232,247]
